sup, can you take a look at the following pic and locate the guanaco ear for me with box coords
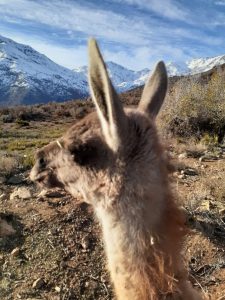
[88,38,127,152]
[138,61,167,119]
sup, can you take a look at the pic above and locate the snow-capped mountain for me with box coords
[166,62,188,76]
[187,55,225,74]
[73,61,149,93]
[0,35,87,106]
[74,55,225,93]
[166,55,225,76]
[0,34,225,106]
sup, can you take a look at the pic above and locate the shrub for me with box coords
[0,156,19,176]
[21,152,35,170]
[200,133,219,146]
[160,71,225,142]
[1,114,14,123]
[15,118,30,127]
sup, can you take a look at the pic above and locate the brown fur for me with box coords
[30,39,203,300]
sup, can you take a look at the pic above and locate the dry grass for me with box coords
[0,156,19,176]
[159,68,225,142]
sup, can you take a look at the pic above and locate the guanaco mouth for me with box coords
[30,169,50,183]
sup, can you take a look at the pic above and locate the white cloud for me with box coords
[2,29,192,71]
[1,0,222,46]
[215,0,225,5]
[2,0,216,47]
[6,30,199,72]
[0,0,224,70]
[111,0,190,22]
[0,0,151,46]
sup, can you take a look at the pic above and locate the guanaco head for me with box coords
[30,140,65,189]
[30,39,168,206]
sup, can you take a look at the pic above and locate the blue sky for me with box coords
[0,0,225,70]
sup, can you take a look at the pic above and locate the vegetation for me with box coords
[0,68,225,299]
[0,156,19,176]
[160,71,225,142]
[15,118,30,128]
[1,67,224,174]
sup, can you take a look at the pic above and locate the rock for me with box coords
[182,168,198,176]
[55,286,61,292]
[172,171,179,177]
[7,174,24,185]
[37,190,48,197]
[219,208,225,215]
[37,189,64,198]
[81,235,90,250]
[60,261,67,268]
[199,155,219,162]
[0,193,6,200]
[11,247,20,257]
[178,152,187,159]
[0,218,16,237]
[46,190,64,198]
[0,176,6,184]
[32,278,45,289]
[178,174,186,179]
[200,200,215,211]
[200,164,208,169]
[10,187,32,200]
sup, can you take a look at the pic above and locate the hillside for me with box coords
[0,91,225,300]
[1,34,225,106]
[0,35,87,106]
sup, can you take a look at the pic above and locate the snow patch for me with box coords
[1,34,225,106]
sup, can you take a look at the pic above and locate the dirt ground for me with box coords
[0,119,225,300]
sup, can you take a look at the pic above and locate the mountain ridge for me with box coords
[1,34,225,106]
[0,35,87,106]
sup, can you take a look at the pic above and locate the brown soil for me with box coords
[0,117,225,300]
[0,184,114,300]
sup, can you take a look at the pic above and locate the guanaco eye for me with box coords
[39,157,46,168]
[72,144,98,167]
